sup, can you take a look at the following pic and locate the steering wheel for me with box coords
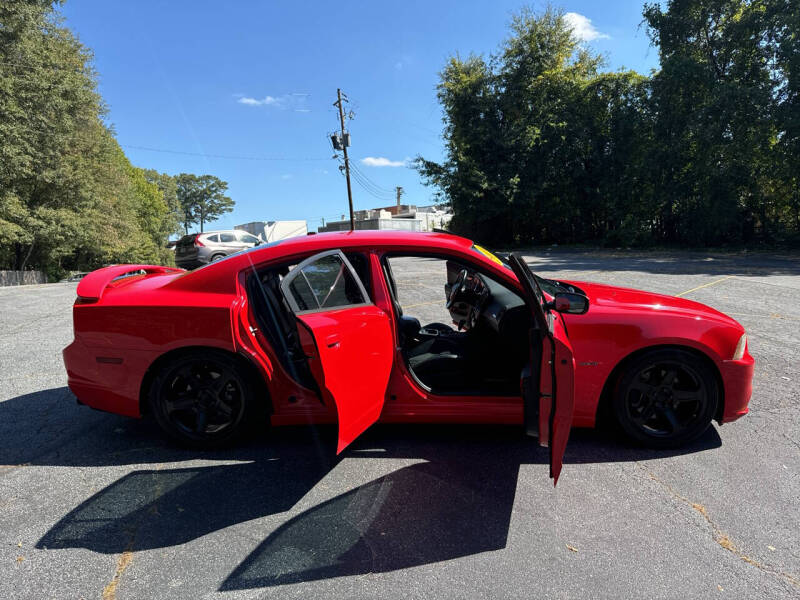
[446,269,468,309]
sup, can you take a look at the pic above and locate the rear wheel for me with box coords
[612,349,719,448]
[150,350,259,448]
[210,253,226,262]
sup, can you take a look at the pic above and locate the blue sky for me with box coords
[61,1,659,234]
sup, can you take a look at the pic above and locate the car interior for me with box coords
[247,250,535,399]
[382,255,532,396]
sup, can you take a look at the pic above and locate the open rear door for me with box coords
[280,250,394,453]
[508,253,576,485]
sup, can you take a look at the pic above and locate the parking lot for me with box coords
[1,249,798,599]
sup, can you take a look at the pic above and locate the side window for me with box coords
[206,234,219,243]
[219,232,236,243]
[239,233,260,244]
[281,251,368,313]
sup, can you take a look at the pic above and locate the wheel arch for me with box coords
[138,345,272,416]
[594,344,726,427]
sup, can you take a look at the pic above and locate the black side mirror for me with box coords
[551,292,589,315]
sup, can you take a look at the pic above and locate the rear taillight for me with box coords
[194,237,204,247]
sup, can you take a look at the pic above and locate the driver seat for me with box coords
[383,258,467,391]
[406,334,469,391]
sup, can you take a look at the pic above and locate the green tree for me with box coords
[418,2,798,248]
[0,0,106,271]
[0,1,210,276]
[175,174,235,233]
[143,169,182,238]
[643,0,784,244]
[416,8,612,245]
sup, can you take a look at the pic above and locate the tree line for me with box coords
[0,1,234,279]
[417,1,800,248]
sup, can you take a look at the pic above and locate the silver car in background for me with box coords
[174,230,262,269]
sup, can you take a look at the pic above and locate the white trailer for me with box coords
[235,220,308,242]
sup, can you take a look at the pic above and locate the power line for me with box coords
[341,160,396,200]
[352,176,396,201]
[121,144,330,161]
[348,160,397,194]
[348,169,396,201]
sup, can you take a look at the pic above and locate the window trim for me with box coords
[280,249,371,315]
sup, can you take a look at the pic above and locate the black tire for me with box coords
[612,348,719,448]
[149,350,262,448]
[210,253,226,262]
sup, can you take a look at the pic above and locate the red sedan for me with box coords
[63,231,754,483]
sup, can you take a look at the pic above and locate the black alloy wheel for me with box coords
[151,351,259,448]
[613,349,719,448]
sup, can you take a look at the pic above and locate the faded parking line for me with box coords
[675,275,734,297]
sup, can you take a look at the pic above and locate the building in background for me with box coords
[416,204,453,231]
[235,220,308,242]
[317,204,452,233]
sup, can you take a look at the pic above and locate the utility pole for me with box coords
[395,186,404,208]
[334,89,354,231]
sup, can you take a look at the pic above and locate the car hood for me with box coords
[564,280,742,329]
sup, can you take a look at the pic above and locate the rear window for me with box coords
[205,234,219,242]
[177,234,197,246]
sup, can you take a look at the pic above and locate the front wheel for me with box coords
[612,349,719,448]
[149,350,260,448]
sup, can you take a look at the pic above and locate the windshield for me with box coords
[470,244,571,297]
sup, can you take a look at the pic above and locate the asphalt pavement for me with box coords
[1,249,798,599]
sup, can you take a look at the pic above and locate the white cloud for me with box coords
[564,12,610,42]
[238,95,282,107]
[360,156,409,168]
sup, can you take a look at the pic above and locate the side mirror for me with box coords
[552,292,589,315]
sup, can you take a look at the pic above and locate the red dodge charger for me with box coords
[63,231,754,483]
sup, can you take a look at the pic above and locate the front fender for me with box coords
[565,310,742,426]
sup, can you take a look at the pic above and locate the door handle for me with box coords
[325,334,340,348]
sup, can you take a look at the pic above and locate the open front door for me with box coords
[281,250,394,453]
[509,253,576,485]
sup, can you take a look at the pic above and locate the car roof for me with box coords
[259,230,473,255]
[167,230,479,294]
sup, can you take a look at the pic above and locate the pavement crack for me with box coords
[101,465,167,599]
[638,464,799,589]
[102,542,135,600]
[781,433,800,454]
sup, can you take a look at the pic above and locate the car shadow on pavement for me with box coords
[219,424,722,590]
[13,387,720,587]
